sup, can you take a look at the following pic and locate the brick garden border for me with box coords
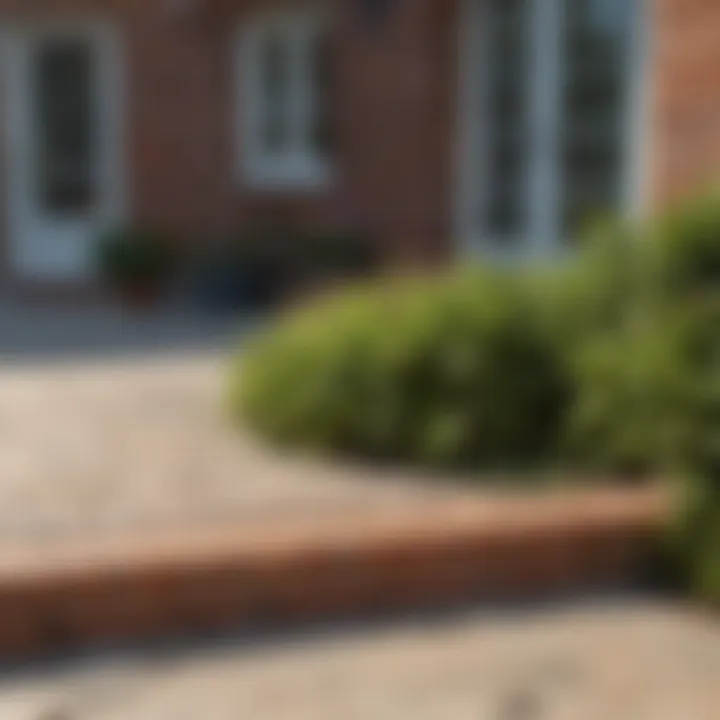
[0,486,668,659]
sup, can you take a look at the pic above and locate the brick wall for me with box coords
[333,0,458,265]
[0,486,666,658]
[653,0,720,206]
[0,0,459,273]
[0,0,718,279]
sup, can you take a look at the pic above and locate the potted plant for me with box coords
[192,241,283,314]
[95,227,175,310]
[306,229,378,279]
[289,228,379,297]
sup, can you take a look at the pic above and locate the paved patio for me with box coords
[0,304,711,716]
[0,356,486,549]
[0,599,716,719]
[0,302,501,549]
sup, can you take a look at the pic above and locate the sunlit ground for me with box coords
[0,599,716,719]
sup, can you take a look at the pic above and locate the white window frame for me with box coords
[236,11,333,191]
[455,0,650,262]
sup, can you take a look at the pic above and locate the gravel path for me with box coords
[0,351,484,548]
[0,600,717,719]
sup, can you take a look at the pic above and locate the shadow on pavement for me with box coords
[0,300,258,364]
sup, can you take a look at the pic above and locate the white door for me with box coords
[3,22,123,281]
[458,0,644,260]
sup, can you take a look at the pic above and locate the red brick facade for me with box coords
[0,0,718,282]
[654,0,720,205]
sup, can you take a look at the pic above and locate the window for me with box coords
[238,13,334,189]
[559,0,636,239]
[463,0,641,256]
[481,0,531,244]
[34,37,96,213]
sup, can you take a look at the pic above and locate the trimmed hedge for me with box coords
[232,189,720,602]
[234,269,572,470]
[234,194,720,477]
[567,193,720,602]
[650,193,720,303]
[565,315,694,476]
[664,476,720,603]
[544,196,720,476]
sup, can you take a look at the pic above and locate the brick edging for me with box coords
[0,487,668,659]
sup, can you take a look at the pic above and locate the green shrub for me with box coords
[233,268,572,470]
[234,218,379,292]
[564,315,692,475]
[291,229,379,281]
[667,475,720,604]
[545,192,720,344]
[232,191,720,601]
[540,219,648,345]
[548,194,720,474]
[189,234,285,310]
[96,226,175,286]
[567,227,720,597]
[666,303,720,604]
[650,191,720,304]
[564,283,720,598]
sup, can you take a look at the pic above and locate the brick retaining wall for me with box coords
[0,487,668,659]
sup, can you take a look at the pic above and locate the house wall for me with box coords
[653,0,720,205]
[0,0,460,279]
[0,0,718,284]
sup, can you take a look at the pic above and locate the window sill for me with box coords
[241,159,335,193]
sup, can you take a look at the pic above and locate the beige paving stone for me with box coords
[0,353,486,549]
[0,601,716,719]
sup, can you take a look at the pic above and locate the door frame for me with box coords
[454,0,653,262]
[0,17,126,282]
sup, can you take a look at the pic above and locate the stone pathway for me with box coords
[0,600,716,719]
